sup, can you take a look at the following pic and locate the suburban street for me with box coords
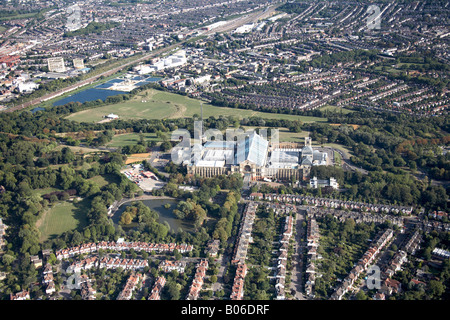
[289,207,307,300]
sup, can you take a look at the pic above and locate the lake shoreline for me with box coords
[109,196,195,233]
[109,194,176,217]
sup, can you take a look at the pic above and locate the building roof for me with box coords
[235,132,268,167]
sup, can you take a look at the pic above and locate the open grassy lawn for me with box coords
[37,198,89,242]
[66,88,328,123]
[240,126,310,143]
[107,132,161,147]
[88,173,120,188]
[319,105,355,114]
[53,145,108,154]
[34,187,59,197]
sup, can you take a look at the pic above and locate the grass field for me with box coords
[107,132,161,147]
[319,105,354,114]
[37,199,89,242]
[53,145,108,154]
[66,88,328,123]
[34,187,59,197]
[240,126,310,143]
[88,174,120,188]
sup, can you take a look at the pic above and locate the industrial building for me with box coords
[134,50,187,74]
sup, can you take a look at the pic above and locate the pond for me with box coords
[52,88,128,106]
[52,76,162,107]
[111,198,195,233]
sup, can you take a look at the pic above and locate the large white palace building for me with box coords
[183,132,329,181]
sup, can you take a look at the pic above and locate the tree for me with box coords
[174,249,182,261]
[427,280,445,298]
[355,290,368,300]
[166,281,180,300]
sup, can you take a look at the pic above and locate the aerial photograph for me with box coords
[0,0,448,312]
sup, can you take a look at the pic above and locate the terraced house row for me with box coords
[148,276,166,300]
[55,241,194,260]
[307,207,404,228]
[260,194,413,215]
[330,229,394,300]
[117,272,142,300]
[66,255,149,273]
[230,263,247,300]
[305,217,320,297]
[186,259,208,300]
[275,215,295,300]
[231,202,257,265]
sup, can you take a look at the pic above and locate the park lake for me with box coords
[52,76,162,106]
[111,198,195,233]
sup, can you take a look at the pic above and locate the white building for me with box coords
[310,176,339,189]
[18,81,39,93]
[47,57,66,73]
[106,113,119,119]
[234,23,255,34]
[73,58,85,69]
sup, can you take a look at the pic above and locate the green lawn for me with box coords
[240,126,310,143]
[66,88,328,123]
[37,199,89,242]
[107,132,161,147]
[319,105,354,114]
[34,187,59,197]
[88,174,120,188]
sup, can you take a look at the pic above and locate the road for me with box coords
[332,147,368,175]
[289,207,307,300]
